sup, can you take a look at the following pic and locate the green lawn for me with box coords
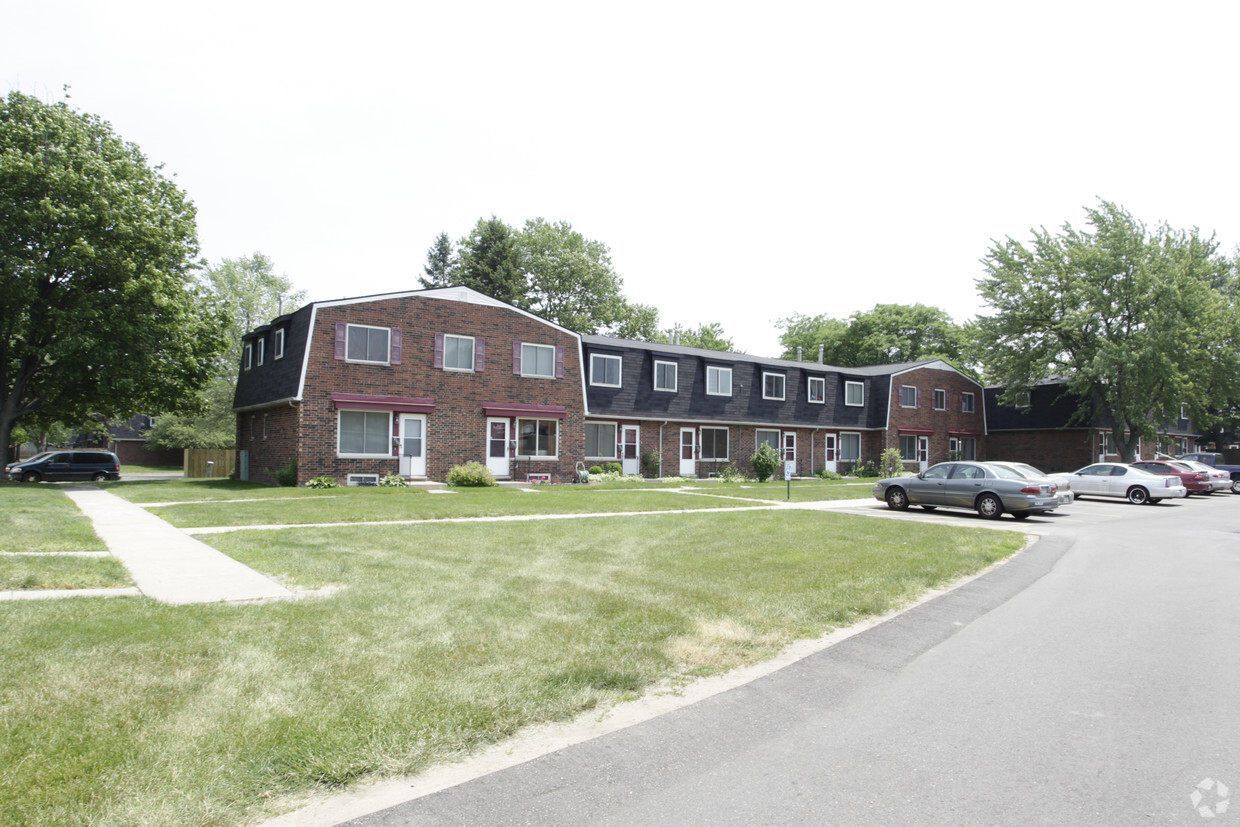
[0,480,1024,826]
[0,485,107,553]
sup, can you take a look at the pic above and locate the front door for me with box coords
[486,418,511,478]
[399,414,426,477]
[620,425,640,475]
[823,434,838,473]
[918,436,930,472]
[679,428,696,477]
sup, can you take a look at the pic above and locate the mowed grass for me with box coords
[0,555,132,590]
[0,508,1023,827]
[0,485,106,553]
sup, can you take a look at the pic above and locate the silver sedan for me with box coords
[1045,463,1187,504]
[872,461,1061,520]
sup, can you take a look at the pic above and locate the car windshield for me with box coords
[17,452,53,464]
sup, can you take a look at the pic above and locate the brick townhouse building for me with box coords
[234,285,1005,485]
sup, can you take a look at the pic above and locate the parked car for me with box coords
[1131,460,1211,496]
[1173,459,1231,493]
[1046,463,1186,504]
[873,461,1061,520]
[985,461,1075,505]
[1177,452,1240,494]
[4,450,122,482]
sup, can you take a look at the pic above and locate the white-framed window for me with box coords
[1015,390,1031,408]
[273,328,285,360]
[337,410,392,457]
[1100,431,1116,456]
[590,354,622,387]
[706,366,732,396]
[899,435,917,461]
[783,432,796,462]
[700,427,728,460]
[654,360,678,392]
[243,343,252,370]
[1180,402,1189,420]
[755,429,780,451]
[346,324,391,365]
[961,392,975,413]
[933,389,946,410]
[444,334,475,372]
[257,338,265,366]
[844,381,864,407]
[585,422,618,459]
[807,376,825,404]
[840,432,861,461]
[900,385,918,408]
[521,343,556,378]
[763,372,786,401]
[950,437,977,460]
[518,418,558,458]
[346,474,380,487]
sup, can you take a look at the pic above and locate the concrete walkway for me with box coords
[62,487,295,605]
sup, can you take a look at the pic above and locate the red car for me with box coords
[1131,460,1211,495]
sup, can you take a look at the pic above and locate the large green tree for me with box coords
[658,322,737,352]
[418,231,457,289]
[145,253,305,450]
[0,91,227,461]
[974,200,1240,461]
[777,304,966,366]
[453,216,527,306]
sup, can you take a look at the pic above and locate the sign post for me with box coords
[784,460,794,500]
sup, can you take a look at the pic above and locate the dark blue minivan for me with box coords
[5,450,122,482]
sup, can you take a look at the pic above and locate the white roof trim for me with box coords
[313,286,579,338]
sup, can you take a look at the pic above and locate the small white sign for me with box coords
[784,461,795,481]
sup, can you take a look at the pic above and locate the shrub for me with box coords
[641,450,661,477]
[378,472,407,487]
[848,459,880,478]
[446,461,497,487]
[816,468,843,480]
[305,475,338,489]
[880,447,904,478]
[589,465,604,476]
[718,463,745,482]
[604,462,622,474]
[272,459,297,487]
[750,442,781,482]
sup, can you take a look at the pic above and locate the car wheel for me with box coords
[22,471,40,483]
[975,493,1003,519]
[92,472,108,482]
[885,487,909,511]
[1011,511,1031,520]
[1126,486,1149,505]
[1231,479,1240,495]
[920,505,937,511]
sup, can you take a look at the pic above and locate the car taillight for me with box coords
[1196,472,1208,480]
[1020,486,1042,495]
[1165,478,1174,487]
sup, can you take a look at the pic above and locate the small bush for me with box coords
[718,463,745,482]
[306,475,338,489]
[272,459,297,487]
[378,472,407,487]
[641,450,661,477]
[750,442,781,482]
[880,447,904,478]
[604,462,622,474]
[446,461,497,487]
[848,459,880,478]
[816,468,843,480]
[589,465,604,476]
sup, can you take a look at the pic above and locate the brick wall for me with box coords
[237,404,299,485]
[886,367,985,469]
[297,295,585,485]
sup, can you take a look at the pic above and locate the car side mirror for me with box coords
[917,472,926,479]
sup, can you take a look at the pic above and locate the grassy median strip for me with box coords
[0,508,1022,827]
[0,486,106,553]
[0,555,132,591]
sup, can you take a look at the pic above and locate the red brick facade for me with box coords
[885,366,986,470]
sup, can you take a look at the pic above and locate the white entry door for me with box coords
[679,428,696,477]
[621,425,640,475]
[918,436,930,472]
[486,418,511,478]
[399,414,427,477]
[823,433,838,473]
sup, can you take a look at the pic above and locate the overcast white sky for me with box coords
[6,1,1240,356]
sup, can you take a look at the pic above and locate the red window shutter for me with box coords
[475,338,485,372]
[513,341,522,375]
[434,333,444,368]
[390,327,402,365]
[334,323,346,360]
[555,346,565,378]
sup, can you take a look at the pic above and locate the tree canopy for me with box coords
[145,253,305,450]
[657,322,737,352]
[777,304,967,367]
[0,91,227,459]
[974,200,1240,461]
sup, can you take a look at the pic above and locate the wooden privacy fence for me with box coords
[184,449,236,478]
